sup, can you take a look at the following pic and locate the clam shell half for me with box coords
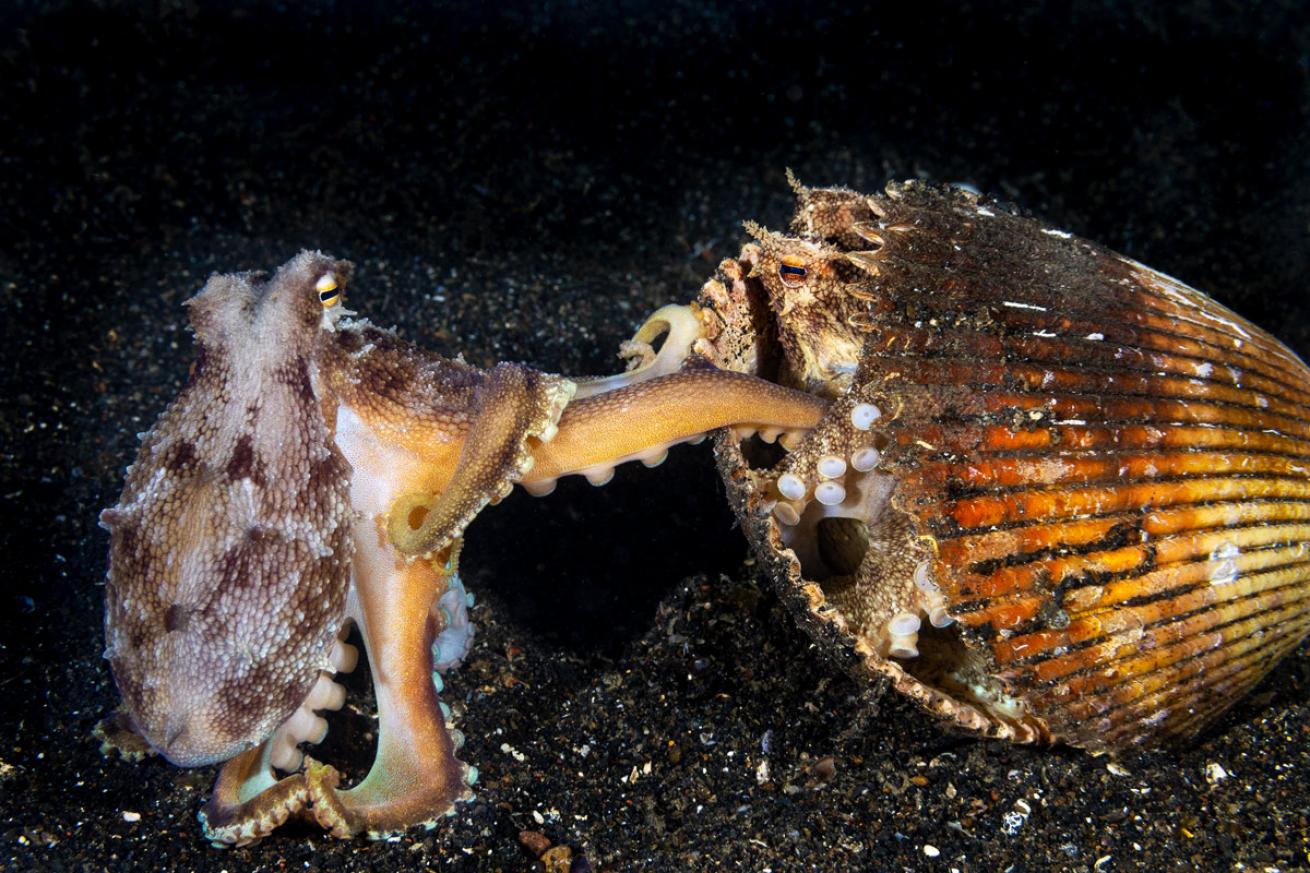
[704,180,1310,750]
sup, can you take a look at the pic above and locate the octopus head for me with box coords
[100,252,355,766]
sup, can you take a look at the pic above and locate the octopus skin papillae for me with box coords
[98,178,1310,845]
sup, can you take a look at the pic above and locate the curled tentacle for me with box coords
[302,540,475,839]
[200,633,357,845]
[573,304,706,398]
[388,362,574,556]
[199,744,312,847]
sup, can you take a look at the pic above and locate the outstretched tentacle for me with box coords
[388,362,574,556]
[523,366,827,488]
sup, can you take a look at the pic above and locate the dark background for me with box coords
[1,1,1308,870]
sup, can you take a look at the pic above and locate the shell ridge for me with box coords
[991,554,1310,670]
[864,350,1310,432]
[1052,598,1310,739]
[706,180,1310,748]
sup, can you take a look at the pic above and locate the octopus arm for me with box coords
[523,367,827,486]
[301,541,473,838]
[199,743,311,847]
[388,362,574,556]
[202,525,478,843]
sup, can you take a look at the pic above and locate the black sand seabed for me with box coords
[2,2,1308,870]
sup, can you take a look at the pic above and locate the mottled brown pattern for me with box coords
[101,248,824,845]
[102,252,355,767]
[322,324,483,443]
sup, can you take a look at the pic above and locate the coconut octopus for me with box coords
[98,178,1310,845]
[97,252,824,845]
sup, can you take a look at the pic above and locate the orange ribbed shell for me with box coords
[709,180,1310,750]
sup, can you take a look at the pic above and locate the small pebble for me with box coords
[519,829,551,856]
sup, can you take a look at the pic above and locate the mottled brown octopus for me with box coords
[99,178,1310,845]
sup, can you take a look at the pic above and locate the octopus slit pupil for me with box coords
[779,263,807,286]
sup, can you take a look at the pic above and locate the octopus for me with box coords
[99,177,1310,845]
[97,251,824,845]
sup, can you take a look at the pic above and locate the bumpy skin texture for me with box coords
[705,179,1310,751]
[320,325,576,557]
[100,251,826,845]
[101,254,355,768]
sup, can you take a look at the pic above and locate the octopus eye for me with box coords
[778,257,808,288]
[316,272,341,307]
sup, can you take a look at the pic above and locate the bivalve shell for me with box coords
[702,179,1310,750]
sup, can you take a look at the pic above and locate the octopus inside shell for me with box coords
[696,176,1310,751]
[97,176,1310,845]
